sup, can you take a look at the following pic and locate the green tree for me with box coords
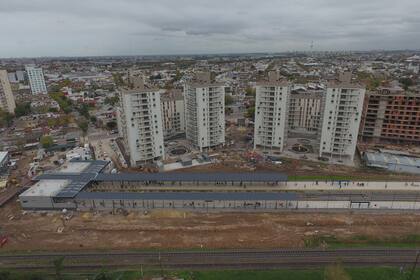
[14,102,32,117]
[104,96,119,106]
[53,256,65,280]
[225,95,234,105]
[49,92,72,113]
[90,116,97,124]
[78,120,89,134]
[0,270,11,280]
[78,104,90,119]
[112,73,124,86]
[172,69,182,82]
[400,77,414,90]
[245,87,256,97]
[106,120,117,130]
[246,106,255,119]
[40,135,54,149]
[0,110,14,127]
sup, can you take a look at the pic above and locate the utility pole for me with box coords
[408,251,420,280]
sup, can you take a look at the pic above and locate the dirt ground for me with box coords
[180,157,420,181]
[2,201,420,252]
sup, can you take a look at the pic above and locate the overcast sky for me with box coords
[1,0,419,58]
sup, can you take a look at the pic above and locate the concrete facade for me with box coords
[184,72,225,151]
[254,71,290,154]
[319,76,365,161]
[0,70,16,114]
[117,75,165,166]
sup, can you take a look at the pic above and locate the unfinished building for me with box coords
[360,86,420,144]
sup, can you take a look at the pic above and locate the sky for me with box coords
[1,0,420,58]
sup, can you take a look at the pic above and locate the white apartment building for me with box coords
[254,71,365,163]
[319,73,365,161]
[254,71,291,154]
[0,70,16,114]
[25,65,47,94]
[160,89,185,139]
[117,75,165,166]
[184,72,225,151]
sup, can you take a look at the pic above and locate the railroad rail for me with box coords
[1,248,419,271]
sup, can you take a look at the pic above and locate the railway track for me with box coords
[1,248,419,270]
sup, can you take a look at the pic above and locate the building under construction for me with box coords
[360,86,420,144]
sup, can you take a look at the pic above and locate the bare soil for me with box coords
[2,201,420,252]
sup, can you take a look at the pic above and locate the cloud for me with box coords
[0,0,419,57]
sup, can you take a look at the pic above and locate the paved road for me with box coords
[1,249,419,270]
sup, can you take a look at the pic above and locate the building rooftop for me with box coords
[76,191,297,201]
[20,180,70,197]
[95,172,288,182]
[365,151,420,167]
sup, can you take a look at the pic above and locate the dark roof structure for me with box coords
[95,172,288,182]
[76,191,297,201]
[33,159,287,199]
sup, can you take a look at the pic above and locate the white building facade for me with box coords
[319,75,365,161]
[0,70,16,114]
[184,73,225,151]
[254,72,291,154]
[25,65,47,94]
[117,76,165,166]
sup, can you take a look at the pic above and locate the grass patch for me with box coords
[305,234,420,249]
[2,266,420,280]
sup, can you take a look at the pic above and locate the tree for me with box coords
[0,110,14,127]
[53,256,65,280]
[49,92,72,113]
[324,263,351,280]
[245,87,256,97]
[172,69,182,82]
[112,73,124,86]
[225,95,234,106]
[90,116,97,124]
[245,107,255,119]
[40,135,54,149]
[104,96,119,106]
[400,77,414,90]
[14,102,32,117]
[106,121,117,130]
[78,120,88,134]
[78,104,90,119]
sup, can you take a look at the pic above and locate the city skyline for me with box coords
[1,0,420,58]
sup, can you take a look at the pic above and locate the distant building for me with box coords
[0,70,16,114]
[254,71,291,154]
[117,74,165,166]
[0,151,10,172]
[160,89,185,139]
[319,72,365,161]
[360,86,420,144]
[25,65,47,94]
[184,72,225,151]
[7,71,25,84]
